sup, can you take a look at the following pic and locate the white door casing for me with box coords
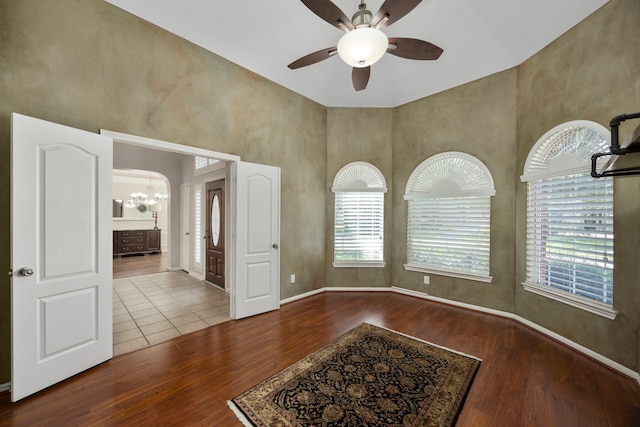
[99,131,280,319]
[11,113,113,401]
[231,161,281,319]
[180,183,191,272]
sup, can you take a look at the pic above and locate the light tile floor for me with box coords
[113,271,230,356]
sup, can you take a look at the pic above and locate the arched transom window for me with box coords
[521,121,615,318]
[332,162,387,267]
[405,152,495,281]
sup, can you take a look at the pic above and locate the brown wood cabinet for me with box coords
[113,229,161,257]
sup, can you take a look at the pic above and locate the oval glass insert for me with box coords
[211,194,221,246]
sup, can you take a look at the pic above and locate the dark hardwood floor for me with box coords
[1,292,638,426]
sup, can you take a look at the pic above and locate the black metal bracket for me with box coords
[591,112,640,178]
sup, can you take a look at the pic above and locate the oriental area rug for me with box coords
[229,323,480,426]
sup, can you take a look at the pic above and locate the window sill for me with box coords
[333,261,386,268]
[404,264,492,283]
[522,282,617,320]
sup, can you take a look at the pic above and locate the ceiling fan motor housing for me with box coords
[352,2,372,28]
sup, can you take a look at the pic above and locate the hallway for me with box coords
[113,267,230,356]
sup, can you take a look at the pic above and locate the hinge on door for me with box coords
[8,269,13,277]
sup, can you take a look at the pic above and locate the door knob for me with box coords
[272,243,279,249]
[20,267,34,277]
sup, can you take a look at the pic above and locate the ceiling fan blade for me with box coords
[352,66,370,91]
[300,0,354,31]
[387,38,443,60]
[288,47,337,69]
[371,0,422,28]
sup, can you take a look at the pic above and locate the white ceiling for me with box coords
[105,0,608,108]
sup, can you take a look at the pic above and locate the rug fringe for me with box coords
[227,400,254,427]
[367,322,483,361]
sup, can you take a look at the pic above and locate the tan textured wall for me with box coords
[1,0,638,386]
[388,0,639,372]
[391,69,519,312]
[515,0,640,370]
[326,108,393,287]
[0,0,326,382]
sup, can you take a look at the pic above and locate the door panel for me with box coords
[206,180,225,288]
[41,288,96,356]
[232,161,280,319]
[11,113,112,402]
[42,145,97,277]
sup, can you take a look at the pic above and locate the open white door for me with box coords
[231,161,280,319]
[11,113,113,401]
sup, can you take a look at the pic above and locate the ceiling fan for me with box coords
[288,0,444,91]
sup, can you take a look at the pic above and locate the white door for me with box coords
[11,113,113,402]
[180,183,191,271]
[231,161,280,319]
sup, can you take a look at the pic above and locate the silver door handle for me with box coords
[272,243,279,249]
[20,267,34,277]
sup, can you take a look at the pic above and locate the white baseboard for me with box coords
[284,286,640,386]
[188,271,204,281]
[280,286,389,305]
[0,382,9,393]
[390,286,640,384]
[281,288,325,304]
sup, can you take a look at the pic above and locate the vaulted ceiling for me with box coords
[105,0,609,108]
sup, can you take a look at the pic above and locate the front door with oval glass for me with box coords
[206,179,225,289]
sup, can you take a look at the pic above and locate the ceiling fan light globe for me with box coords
[337,27,388,68]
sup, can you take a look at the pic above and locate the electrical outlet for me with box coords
[423,275,430,285]
[290,274,296,284]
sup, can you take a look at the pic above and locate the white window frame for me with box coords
[332,162,387,268]
[521,120,616,319]
[404,152,495,282]
[194,156,225,176]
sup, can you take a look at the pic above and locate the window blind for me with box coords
[195,156,221,170]
[407,196,490,275]
[195,156,210,170]
[193,187,202,266]
[334,192,384,262]
[525,172,613,305]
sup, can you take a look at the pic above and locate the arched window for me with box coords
[332,162,387,267]
[405,152,495,281]
[521,121,615,318]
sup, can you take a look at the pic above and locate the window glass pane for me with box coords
[211,194,220,246]
[195,156,208,170]
[526,172,613,304]
[523,121,614,308]
[334,192,384,262]
[405,152,494,278]
[194,188,202,266]
[408,197,490,275]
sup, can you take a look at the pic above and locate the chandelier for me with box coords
[121,173,167,209]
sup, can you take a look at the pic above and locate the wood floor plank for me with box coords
[113,252,168,279]
[0,291,638,426]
